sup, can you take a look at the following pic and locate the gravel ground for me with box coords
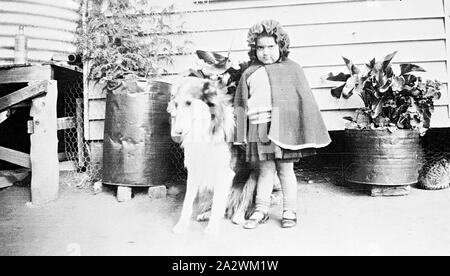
[1,169,450,256]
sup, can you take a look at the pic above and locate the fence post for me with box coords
[30,80,59,205]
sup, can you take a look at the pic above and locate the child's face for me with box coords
[256,36,280,64]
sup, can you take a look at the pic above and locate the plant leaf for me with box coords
[380,51,398,71]
[372,100,384,119]
[391,76,405,92]
[379,78,392,93]
[196,50,218,64]
[387,125,397,133]
[423,110,432,129]
[331,84,346,98]
[385,64,394,78]
[342,76,357,98]
[196,50,229,68]
[325,72,351,82]
[400,64,426,76]
[343,116,355,122]
[366,58,376,71]
[343,56,360,74]
[342,89,354,99]
[403,74,418,89]
[186,69,205,78]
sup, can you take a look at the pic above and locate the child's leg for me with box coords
[276,161,298,213]
[255,160,276,214]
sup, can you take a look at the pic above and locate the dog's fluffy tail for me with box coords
[226,170,257,220]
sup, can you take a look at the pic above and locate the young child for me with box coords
[234,19,331,229]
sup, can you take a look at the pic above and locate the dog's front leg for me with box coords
[173,179,197,234]
[204,191,225,235]
[205,171,234,235]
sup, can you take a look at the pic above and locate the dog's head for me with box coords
[167,77,235,145]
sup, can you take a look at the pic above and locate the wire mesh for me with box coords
[60,76,102,188]
[59,74,450,190]
[169,141,187,184]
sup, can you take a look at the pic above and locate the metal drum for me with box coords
[0,0,80,65]
[102,80,173,187]
[344,129,421,186]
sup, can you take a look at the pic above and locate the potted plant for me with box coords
[326,51,442,193]
[75,0,190,189]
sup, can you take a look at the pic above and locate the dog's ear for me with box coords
[201,82,218,107]
[216,73,231,88]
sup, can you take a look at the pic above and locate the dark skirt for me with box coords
[246,122,317,163]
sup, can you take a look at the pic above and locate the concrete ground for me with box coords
[1,170,450,256]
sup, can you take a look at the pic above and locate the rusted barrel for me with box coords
[102,80,173,187]
[344,129,421,186]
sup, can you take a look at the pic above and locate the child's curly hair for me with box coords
[247,19,290,63]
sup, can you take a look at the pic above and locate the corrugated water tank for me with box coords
[0,0,80,65]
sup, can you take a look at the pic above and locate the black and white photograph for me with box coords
[1,0,450,258]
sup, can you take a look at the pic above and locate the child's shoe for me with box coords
[281,210,297,228]
[243,210,269,229]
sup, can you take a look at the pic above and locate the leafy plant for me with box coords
[187,50,250,98]
[326,51,442,135]
[75,0,190,91]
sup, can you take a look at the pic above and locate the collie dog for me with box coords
[168,77,257,234]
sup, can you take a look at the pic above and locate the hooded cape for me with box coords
[234,58,331,149]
